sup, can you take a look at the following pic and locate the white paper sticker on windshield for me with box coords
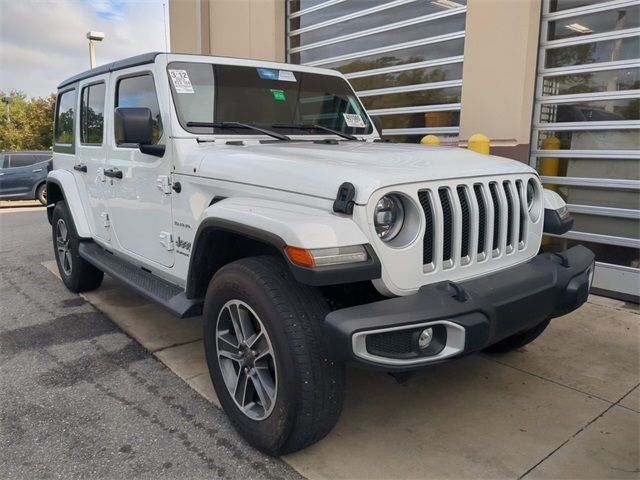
[257,68,297,82]
[169,69,194,93]
[278,70,297,82]
[343,113,366,128]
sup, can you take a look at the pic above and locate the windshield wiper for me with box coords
[186,121,290,141]
[272,123,358,141]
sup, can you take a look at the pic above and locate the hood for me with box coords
[195,141,536,204]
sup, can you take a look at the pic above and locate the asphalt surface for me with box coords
[0,206,302,479]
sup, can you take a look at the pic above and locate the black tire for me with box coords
[484,319,551,353]
[36,184,47,205]
[51,201,104,293]
[203,255,345,456]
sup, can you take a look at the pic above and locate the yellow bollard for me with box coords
[540,136,561,180]
[420,135,441,146]
[468,133,490,154]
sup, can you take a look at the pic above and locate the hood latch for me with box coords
[333,182,356,215]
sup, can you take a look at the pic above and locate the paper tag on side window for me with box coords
[168,69,194,93]
[343,113,366,128]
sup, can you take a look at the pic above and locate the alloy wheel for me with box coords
[56,218,72,276]
[215,300,278,420]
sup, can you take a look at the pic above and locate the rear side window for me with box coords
[81,82,106,145]
[116,74,163,144]
[9,154,39,168]
[0,154,5,168]
[55,89,77,146]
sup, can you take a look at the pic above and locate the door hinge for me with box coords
[159,231,174,251]
[100,212,110,228]
[156,175,172,195]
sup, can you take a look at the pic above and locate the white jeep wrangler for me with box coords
[48,52,595,455]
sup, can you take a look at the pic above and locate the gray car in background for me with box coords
[0,151,53,205]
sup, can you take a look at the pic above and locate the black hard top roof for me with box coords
[58,52,163,89]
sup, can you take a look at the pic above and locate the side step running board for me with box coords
[79,242,202,318]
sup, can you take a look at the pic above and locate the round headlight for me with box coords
[374,194,405,241]
[526,179,536,211]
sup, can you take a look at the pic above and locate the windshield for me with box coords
[167,62,373,137]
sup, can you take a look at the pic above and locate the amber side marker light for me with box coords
[285,246,316,268]
[284,245,369,268]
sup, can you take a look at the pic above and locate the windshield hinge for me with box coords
[156,175,172,195]
[333,182,356,215]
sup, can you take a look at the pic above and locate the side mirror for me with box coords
[114,107,165,157]
[370,115,383,138]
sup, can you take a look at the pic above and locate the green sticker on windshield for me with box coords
[271,89,286,101]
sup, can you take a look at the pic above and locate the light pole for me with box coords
[2,95,12,124]
[86,31,105,69]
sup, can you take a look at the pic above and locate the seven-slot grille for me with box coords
[418,179,529,271]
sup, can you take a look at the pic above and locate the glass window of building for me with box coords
[532,0,640,300]
[287,0,467,144]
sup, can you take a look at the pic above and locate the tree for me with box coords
[0,90,56,151]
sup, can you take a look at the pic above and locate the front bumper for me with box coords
[325,245,595,371]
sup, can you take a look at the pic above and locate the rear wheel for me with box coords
[51,202,104,293]
[36,184,47,205]
[203,256,345,455]
[484,319,551,353]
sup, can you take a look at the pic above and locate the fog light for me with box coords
[418,328,433,350]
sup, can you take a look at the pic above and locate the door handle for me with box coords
[73,164,87,173]
[32,168,43,172]
[104,168,123,179]
[0,172,4,176]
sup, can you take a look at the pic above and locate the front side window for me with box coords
[167,62,372,136]
[81,82,106,145]
[115,74,163,144]
[55,89,77,145]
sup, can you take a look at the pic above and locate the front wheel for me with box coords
[203,256,345,455]
[51,202,104,293]
[484,319,551,353]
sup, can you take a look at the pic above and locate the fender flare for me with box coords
[46,170,92,238]
[185,198,380,297]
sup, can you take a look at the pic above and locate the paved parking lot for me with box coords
[2,202,639,479]
[0,205,300,479]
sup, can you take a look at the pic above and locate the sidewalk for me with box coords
[0,200,45,214]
